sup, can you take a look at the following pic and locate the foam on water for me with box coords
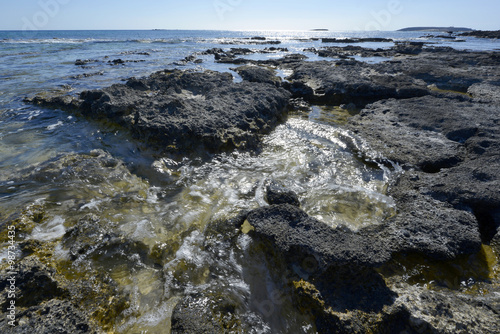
[31,215,66,241]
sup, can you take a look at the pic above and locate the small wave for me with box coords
[46,120,63,131]
[0,38,186,45]
[0,38,95,44]
[128,38,187,44]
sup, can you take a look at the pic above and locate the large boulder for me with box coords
[27,69,291,153]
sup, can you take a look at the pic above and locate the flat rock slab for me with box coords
[286,60,429,106]
[28,69,291,153]
[246,204,392,268]
[347,95,499,170]
[347,94,499,246]
[385,170,482,259]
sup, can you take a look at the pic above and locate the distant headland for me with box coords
[398,27,473,32]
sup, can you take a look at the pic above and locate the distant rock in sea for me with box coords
[460,30,500,39]
[398,26,473,32]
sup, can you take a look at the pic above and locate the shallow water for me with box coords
[0,29,497,332]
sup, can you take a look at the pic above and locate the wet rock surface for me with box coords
[0,256,97,333]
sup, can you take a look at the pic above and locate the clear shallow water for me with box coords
[0,30,497,332]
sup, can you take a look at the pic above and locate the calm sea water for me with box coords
[0,30,499,333]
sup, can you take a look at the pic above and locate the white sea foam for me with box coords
[31,216,66,241]
[46,120,63,131]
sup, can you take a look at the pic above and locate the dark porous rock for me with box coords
[292,279,425,334]
[27,69,291,153]
[428,158,500,243]
[0,256,68,309]
[347,95,500,170]
[347,94,500,246]
[313,45,391,59]
[171,292,270,334]
[374,48,500,93]
[75,59,99,66]
[347,96,470,170]
[392,41,425,55]
[460,30,500,39]
[385,170,482,259]
[0,299,96,334]
[243,205,418,333]
[388,282,500,334]
[246,204,392,269]
[24,94,81,111]
[233,65,282,87]
[322,37,393,43]
[264,180,300,207]
[287,60,428,106]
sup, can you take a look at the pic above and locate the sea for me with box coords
[0,30,499,333]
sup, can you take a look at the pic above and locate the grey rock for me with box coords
[385,170,482,259]
[264,180,300,207]
[287,60,428,105]
[468,82,500,103]
[233,65,282,86]
[27,69,291,153]
[373,49,500,93]
[389,282,500,334]
[347,94,500,245]
[347,96,471,171]
[246,204,392,268]
[0,299,95,334]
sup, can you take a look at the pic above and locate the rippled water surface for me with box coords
[1,29,497,332]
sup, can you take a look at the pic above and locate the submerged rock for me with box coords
[0,299,96,334]
[264,180,300,207]
[171,292,271,334]
[0,256,96,333]
[27,69,291,153]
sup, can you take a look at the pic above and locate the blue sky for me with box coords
[1,0,499,31]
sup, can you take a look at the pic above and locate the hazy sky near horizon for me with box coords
[1,0,499,31]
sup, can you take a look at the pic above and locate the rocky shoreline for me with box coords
[8,42,500,333]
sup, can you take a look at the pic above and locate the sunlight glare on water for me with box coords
[161,117,395,231]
